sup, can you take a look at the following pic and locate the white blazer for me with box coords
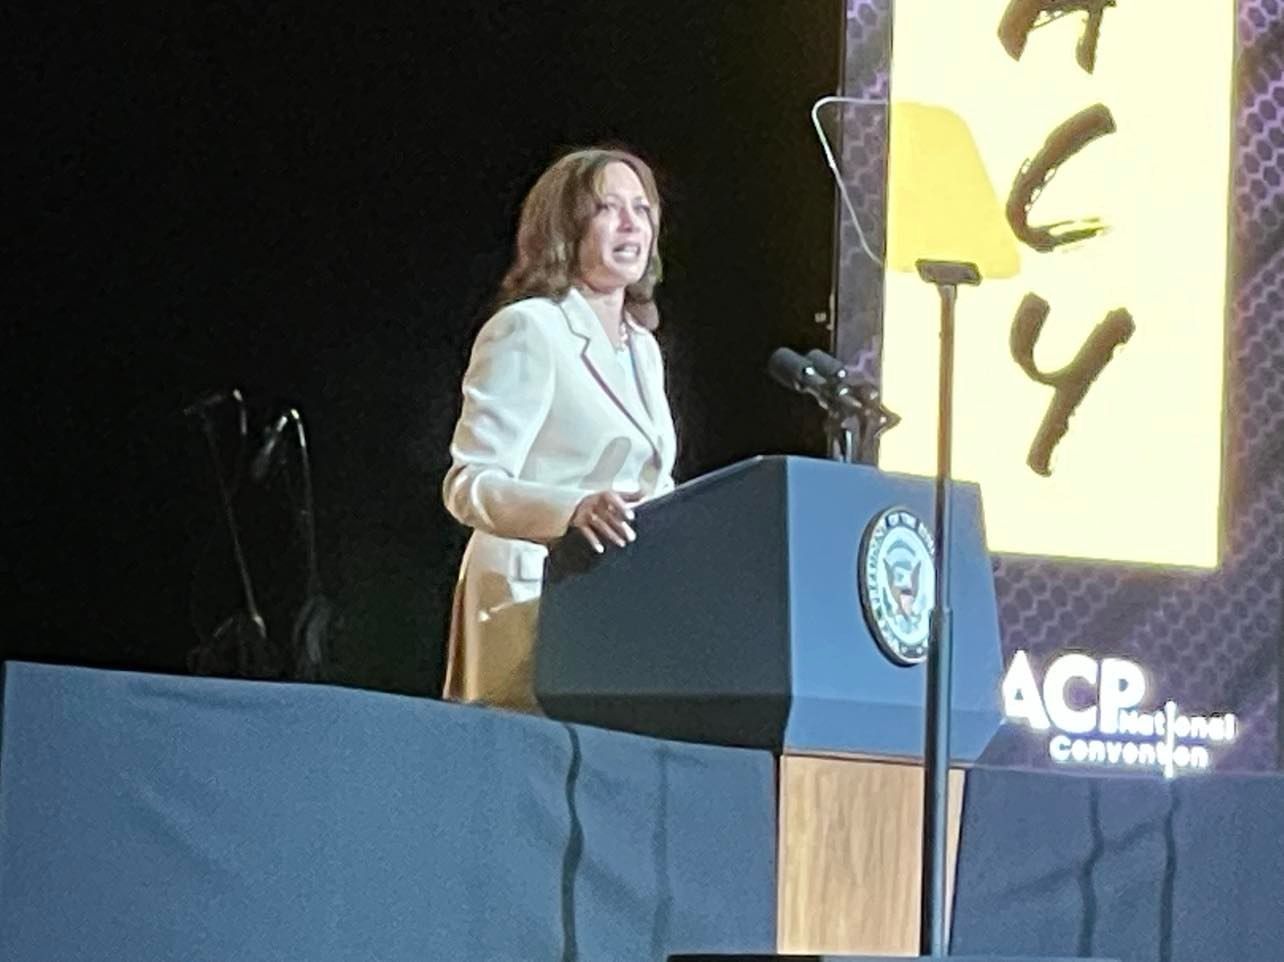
[441,288,677,710]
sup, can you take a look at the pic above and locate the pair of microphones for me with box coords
[767,346,901,463]
[767,346,880,419]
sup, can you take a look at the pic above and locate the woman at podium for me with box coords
[441,147,678,711]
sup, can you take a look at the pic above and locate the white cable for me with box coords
[810,94,890,268]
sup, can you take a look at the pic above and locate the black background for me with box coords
[5,0,841,695]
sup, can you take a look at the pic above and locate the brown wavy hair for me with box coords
[497,147,663,330]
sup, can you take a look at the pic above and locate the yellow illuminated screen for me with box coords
[880,1,1234,567]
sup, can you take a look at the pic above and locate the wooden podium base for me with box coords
[776,754,966,956]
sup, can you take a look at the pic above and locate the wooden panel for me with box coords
[776,754,965,956]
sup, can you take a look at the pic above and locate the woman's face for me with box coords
[576,161,654,295]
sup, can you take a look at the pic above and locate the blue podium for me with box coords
[535,455,1003,761]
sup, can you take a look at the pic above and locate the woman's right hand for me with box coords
[569,490,642,553]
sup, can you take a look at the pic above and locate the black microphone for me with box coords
[811,349,890,404]
[806,348,884,412]
[805,348,848,381]
[768,347,863,417]
[767,347,827,394]
[250,409,294,482]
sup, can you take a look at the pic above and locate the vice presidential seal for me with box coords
[859,507,936,666]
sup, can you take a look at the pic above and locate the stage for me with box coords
[2,661,1281,962]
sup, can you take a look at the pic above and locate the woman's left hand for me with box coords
[569,490,642,553]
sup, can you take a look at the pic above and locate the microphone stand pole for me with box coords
[289,409,331,681]
[915,258,980,957]
[825,414,857,464]
[197,412,268,675]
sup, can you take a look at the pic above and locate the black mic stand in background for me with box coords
[184,390,274,678]
[252,405,332,682]
[285,409,332,682]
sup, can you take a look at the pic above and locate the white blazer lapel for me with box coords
[559,290,662,455]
